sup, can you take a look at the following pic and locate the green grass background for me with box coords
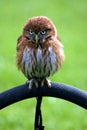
[0,0,87,129]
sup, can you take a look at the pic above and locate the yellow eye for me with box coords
[29,30,33,35]
[40,30,47,35]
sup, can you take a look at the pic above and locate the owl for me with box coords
[16,16,64,89]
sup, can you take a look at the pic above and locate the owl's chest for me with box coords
[22,46,57,78]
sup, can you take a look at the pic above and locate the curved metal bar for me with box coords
[0,82,87,110]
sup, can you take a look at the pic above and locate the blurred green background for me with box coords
[0,0,87,129]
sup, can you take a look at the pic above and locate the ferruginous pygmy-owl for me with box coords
[16,16,65,89]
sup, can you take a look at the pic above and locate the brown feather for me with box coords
[16,16,65,83]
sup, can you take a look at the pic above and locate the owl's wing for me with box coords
[17,35,22,45]
[57,35,61,41]
[57,40,64,48]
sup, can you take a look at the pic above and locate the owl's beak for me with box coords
[35,35,39,44]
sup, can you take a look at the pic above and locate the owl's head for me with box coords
[23,16,57,47]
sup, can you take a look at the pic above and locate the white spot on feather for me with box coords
[48,47,57,75]
[22,45,62,79]
[36,48,42,67]
[22,47,34,77]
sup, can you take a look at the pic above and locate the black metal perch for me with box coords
[0,82,87,130]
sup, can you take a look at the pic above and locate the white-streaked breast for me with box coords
[22,46,61,79]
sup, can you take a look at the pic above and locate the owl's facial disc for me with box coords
[26,29,51,46]
[28,31,39,44]
[38,30,48,42]
[28,29,49,46]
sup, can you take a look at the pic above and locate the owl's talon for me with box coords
[27,79,39,89]
[26,80,31,89]
[40,78,51,87]
[28,79,33,89]
[45,78,51,87]
[41,80,45,87]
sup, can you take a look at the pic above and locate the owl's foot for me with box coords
[27,79,38,89]
[41,78,51,87]
[27,78,51,89]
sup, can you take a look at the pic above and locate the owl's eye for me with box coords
[29,30,33,35]
[40,30,47,35]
